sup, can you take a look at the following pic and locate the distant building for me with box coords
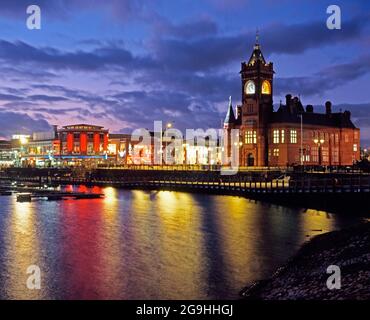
[21,124,109,166]
[224,39,360,167]
[108,133,154,165]
[0,140,12,166]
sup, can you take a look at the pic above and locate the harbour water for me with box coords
[0,186,364,299]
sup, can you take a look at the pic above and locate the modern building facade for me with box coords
[59,124,108,157]
[19,124,109,166]
[224,40,360,167]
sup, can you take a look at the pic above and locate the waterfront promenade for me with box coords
[1,166,370,214]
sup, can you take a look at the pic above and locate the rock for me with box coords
[241,222,370,300]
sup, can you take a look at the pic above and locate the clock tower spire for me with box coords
[239,36,274,166]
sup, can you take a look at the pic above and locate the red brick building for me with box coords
[224,40,360,167]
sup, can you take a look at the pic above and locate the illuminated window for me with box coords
[261,80,271,95]
[290,130,297,144]
[273,130,279,143]
[73,142,80,153]
[333,147,339,163]
[245,131,257,144]
[335,133,339,144]
[273,148,279,157]
[281,130,285,143]
[311,147,318,162]
[245,131,252,144]
[108,144,117,155]
[87,142,94,154]
[322,147,329,162]
[353,144,358,152]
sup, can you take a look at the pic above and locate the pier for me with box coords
[0,179,104,202]
[16,192,103,202]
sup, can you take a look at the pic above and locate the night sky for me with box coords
[0,0,369,145]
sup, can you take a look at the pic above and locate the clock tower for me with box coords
[239,35,274,166]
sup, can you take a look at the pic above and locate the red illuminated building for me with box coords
[59,124,109,157]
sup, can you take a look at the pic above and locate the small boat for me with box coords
[17,193,32,202]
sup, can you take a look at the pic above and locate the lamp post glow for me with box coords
[19,136,28,145]
[313,138,325,165]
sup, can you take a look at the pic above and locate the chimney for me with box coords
[292,97,299,113]
[285,94,292,107]
[325,101,332,115]
[286,94,292,113]
[236,105,242,120]
[306,105,313,113]
[344,110,351,119]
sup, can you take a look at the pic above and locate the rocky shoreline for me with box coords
[240,221,370,300]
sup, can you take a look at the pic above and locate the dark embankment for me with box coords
[241,222,370,300]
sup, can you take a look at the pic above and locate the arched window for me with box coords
[261,80,271,95]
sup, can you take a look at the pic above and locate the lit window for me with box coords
[322,147,329,162]
[245,131,257,144]
[108,144,117,155]
[273,130,279,144]
[353,144,358,152]
[311,147,318,162]
[335,133,339,144]
[290,130,297,144]
[261,80,271,95]
[333,147,339,163]
[281,130,285,143]
[273,148,279,157]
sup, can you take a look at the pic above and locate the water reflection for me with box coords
[0,189,365,299]
[4,200,44,299]
[209,197,261,297]
[300,209,335,241]
[155,192,204,299]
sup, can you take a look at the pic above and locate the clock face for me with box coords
[262,80,271,95]
[245,80,255,95]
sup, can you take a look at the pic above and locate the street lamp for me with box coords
[299,113,303,166]
[313,138,324,165]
